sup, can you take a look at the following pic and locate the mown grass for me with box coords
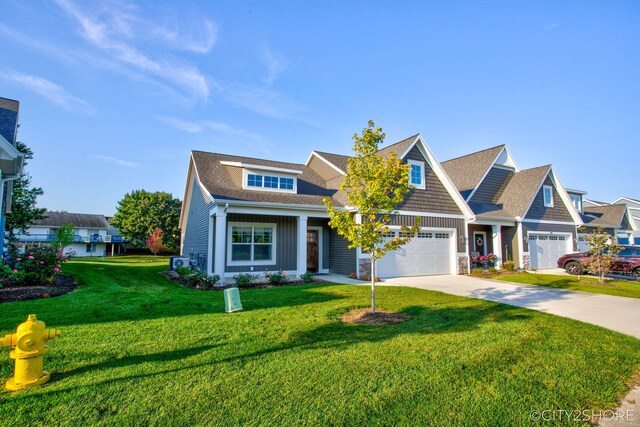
[0,256,639,426]
[498,273,640,299]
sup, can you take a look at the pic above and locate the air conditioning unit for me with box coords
[170,256,190,271]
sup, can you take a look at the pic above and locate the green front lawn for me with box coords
[498,273,640,299]
[1,256,639,426]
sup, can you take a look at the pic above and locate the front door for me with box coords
[307,230,319,272]
[473,232,487,256]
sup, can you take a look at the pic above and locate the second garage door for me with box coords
[377,230,454,278]
[529,233,572,269]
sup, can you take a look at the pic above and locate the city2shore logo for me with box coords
[530,409,634,423]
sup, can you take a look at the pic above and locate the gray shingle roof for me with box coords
[376,134,419,159]
[441,145,505,199]
[34,212,109,228]
[469,165,551,219]
[313,151,349,173]
[581,204,627,228]
[192,151,342,206]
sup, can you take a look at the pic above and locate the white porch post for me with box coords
[296,215,308,278]
[492,224,502,268]
[516,220,525,270]
[214,211,227,284]
[207,214,214,276]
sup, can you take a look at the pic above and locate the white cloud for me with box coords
[543,22,560,31]
[224,84,306,120]
[261,46,289,85]
[0,68,94,114]
[154,20,218,54]
[54,0,212,100]
[91,155,139,168]
[157,117,203,133]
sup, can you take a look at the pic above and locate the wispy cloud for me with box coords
[224,84,306,120]
[0,68,94,114]
[543,22,560,31]
[153,20,218,54]
[157,116,273,154]
[54,0,212,100]
[261,46,289,85]
[91,155,139,168]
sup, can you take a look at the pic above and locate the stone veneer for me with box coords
[457,255,469,274]
[522,254,531,271]
[358,259,372,278]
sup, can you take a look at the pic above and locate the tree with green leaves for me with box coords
[324,121,419,314]
[583,227,622,285]
[111,190,181,249]
[5,142,46,239]
[54,223,76,252]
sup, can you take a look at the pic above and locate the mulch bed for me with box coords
[162,271,331,291]
[340,308,410,325]
[0,274,77,303]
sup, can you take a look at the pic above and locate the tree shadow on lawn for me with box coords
[3,301,532,404]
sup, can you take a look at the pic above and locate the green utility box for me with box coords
[224,287,243,313]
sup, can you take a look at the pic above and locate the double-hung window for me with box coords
[543,185,554,207]
[229,223,276,265]
[407,160,426,190]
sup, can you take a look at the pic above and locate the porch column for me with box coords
[207,214,214,276]
[214,211,227,284]
[491,225,502,268]
[296,215,308,278]
[516,219,525,270]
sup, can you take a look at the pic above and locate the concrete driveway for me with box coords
[380,275,640,339]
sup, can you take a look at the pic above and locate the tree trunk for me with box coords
[370,255,376,314]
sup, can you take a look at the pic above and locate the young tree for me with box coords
[584,227,622,285]
[324,121,419,314]
[5,142,46,239]
[111,190,181,249]
[146,227,164,255]
[54,223,76,253]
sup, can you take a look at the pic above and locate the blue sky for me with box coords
[1,1,638,215]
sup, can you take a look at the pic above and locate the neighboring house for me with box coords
[14,212,127,257]
[0,97,25,250]
[580,197,639,247]
[441,145,583,270]
[180,135,474,284]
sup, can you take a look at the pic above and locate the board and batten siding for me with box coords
[470,167,513,205]
[329,228,356,275]
[399,146,463,215]
[225,213,297,273]
[522,222,575,252]
[525,176,574,222]
[182,178,213,272]
[389,214,466,252]
[501,226,519,266]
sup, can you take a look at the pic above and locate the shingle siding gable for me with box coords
[398,146,462,215]
[524,176,573,222]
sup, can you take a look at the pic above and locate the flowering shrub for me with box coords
[348,272,357,279]
[7,245,72,286]
[362,275,381,282]
[487,253,497,262]
[234,273,258,287]
[266,270,288,285]
[186,271,220,289]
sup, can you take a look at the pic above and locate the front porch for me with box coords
[207,206,356,284]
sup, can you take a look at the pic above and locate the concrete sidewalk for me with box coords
[378,275,640,339]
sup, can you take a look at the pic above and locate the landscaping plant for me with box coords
[583,227,622,285]
[234,272,258,287]
[300,271,314,283]
[6,245,72,285]
[266,270,288,285]
[146,227,164,255]
[324,120,419,314]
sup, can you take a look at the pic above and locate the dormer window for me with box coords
[247,173,295,191]
[569,194,582,212]
[408,159,426,190]
[221,160,301,194]
[543,185,554,207]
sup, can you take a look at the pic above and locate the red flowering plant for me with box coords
[487,253,497,262]
[7,245,72,286]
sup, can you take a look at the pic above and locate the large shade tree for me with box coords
[324,121,419,313]
[5,141,46,239]
[111,190,181,249]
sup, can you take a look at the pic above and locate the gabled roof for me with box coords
[191,150,342,207]
[469,165,550,219]
[581,204,627,229]
[376,134,419,159]
[441,145,505,199]
[33,212,109,228]
[310,151,349,174]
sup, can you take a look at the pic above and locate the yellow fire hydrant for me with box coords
[0,314,61,391]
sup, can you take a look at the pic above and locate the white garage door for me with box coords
[529,233,571,269]
[377,230,453,278]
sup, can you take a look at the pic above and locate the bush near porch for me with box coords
[0,256,639,426]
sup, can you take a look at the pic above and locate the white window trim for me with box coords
[543,185,554,207]
[227,222,277,266]
[242,169,297,193]
[407,159,426,190]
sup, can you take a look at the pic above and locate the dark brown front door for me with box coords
[307,230,319,272]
